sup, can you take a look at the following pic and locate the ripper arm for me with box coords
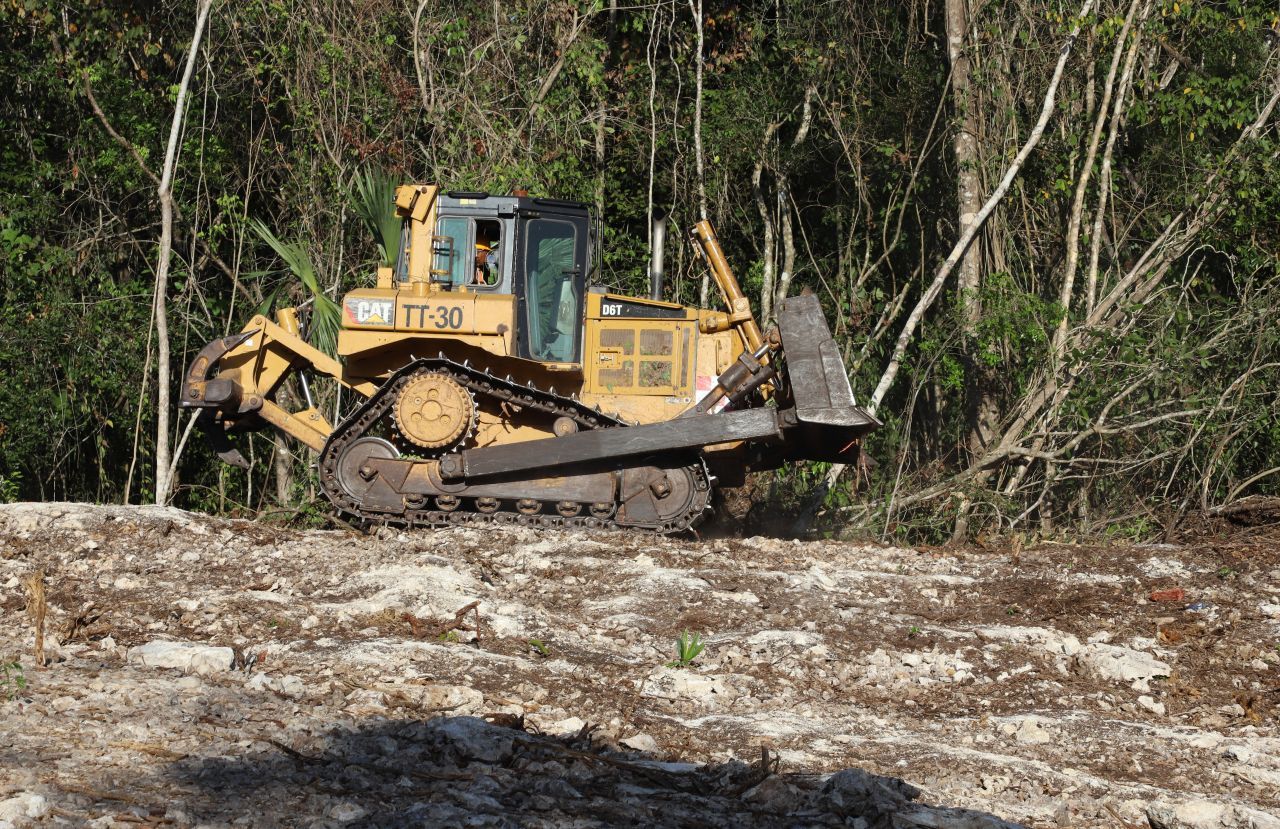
[180,311,377,464]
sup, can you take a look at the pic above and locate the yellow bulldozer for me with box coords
[181,185,878,532]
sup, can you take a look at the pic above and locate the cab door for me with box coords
[515,213,589,364]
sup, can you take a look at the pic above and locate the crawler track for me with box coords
[317,356,712,533]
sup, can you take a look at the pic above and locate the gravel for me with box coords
[1,503,1278,827]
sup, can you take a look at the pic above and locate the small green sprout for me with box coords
[528,638,550,657]
[666,631,706,668]
[908,625,923,638]
[1,661,26,700]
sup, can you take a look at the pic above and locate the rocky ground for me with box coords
[1,503,1278,828]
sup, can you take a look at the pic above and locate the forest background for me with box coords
[1,0,1277,542]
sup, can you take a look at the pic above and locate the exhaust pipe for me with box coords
[648,215,666,301]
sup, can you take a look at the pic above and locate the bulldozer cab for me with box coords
[405,191,591,364]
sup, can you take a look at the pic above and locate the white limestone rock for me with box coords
[128,639,235,675]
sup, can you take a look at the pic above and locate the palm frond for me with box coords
[249,218,341,356]
[350,167,401,268]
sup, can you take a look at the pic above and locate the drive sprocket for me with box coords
[393,370,476,451]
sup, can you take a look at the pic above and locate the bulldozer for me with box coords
[180,185,878,533]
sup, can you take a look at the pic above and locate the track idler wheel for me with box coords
[336,437,400,501]
[615,463,707,531]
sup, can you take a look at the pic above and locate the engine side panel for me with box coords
[578,292,722,424]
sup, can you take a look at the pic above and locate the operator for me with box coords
[473,242,499,285]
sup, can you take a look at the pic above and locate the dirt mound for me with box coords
[1,503,1278,827]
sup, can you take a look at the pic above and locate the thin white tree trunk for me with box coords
[1085,143,1114,315]
[124,310,155,504]
[771,85,815,320]
[1085,35,1151,318]
[777,185,796,305]
[688,0,711,306]
[412,0,434,113]
[754,123,780,324]
[1053,0,1143,351]
[153,0,214,506]
[594,98,607,220]
[273,433,293,505]
[645,3,660,255]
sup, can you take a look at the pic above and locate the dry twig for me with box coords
[22,570,47,667]
[404,600,483,641]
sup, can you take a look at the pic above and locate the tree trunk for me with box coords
[777,184,796,307]
[273,434,293,506]
[754,123,779,324]
[153,0,214,506]
[770,85,814,321]
[946,0,999,460]
[594,98,607,221]
[946,0,981,313]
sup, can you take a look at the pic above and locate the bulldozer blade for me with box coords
[777,294,879,429]
[776,294,879,461]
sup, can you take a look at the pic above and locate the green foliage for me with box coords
[248,219,341,356]
[0,471,20,504]
[971,273,1059,372]
[350,168,402,268]
[665,630,706,668]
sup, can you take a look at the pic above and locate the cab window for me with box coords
[431,217,504,289]
[472,219,502,288]
[394,220,411,282]
[432,216,470,287]
[524,218,580,362]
